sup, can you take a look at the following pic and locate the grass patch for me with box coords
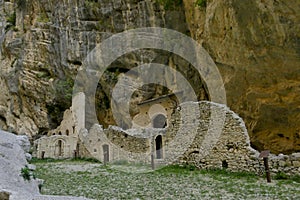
[33,160,300,199]
[30,157,63,164]
[71,157,102,163]
[274,172,300,183]
[30,157,101,164]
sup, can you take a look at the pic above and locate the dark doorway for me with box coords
[57,140,63,156]
[41,151,45,159]
[103,144,109,163]
[152,114,167,128]
[155,135,163,159]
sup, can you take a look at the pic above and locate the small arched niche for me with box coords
[152,114,167,128]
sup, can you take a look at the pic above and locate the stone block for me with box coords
[292,161,300,167]
[25,153,32,161]
[278,160,286,167]
[291,153,300,160]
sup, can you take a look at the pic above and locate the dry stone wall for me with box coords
[166,101,300,175]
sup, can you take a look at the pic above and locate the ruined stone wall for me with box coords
[47,109,75,136]
[77,100,300,175]
[166,101,300,175]
[78,125,153,164]
[34,135,78,159]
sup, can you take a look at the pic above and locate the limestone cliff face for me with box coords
[0,0,205,136]
[183,0,300,154]
[0,0,299,154]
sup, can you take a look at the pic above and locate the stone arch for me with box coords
[152,114,167,128]
[155,135,163,159]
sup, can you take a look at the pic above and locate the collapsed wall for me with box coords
[165,101,259,171]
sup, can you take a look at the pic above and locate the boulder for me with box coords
[0,130,92,200]
[0,130,39,200]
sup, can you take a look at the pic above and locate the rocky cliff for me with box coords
[183,0,300,154]
[0,0,299,154]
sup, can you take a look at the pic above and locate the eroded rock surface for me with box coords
[183,0,300,154]
[0,130,40,199]
[0,0,299,154]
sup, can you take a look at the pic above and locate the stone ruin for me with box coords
[33,92,300,175]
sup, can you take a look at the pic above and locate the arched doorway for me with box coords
[155,135,163,159]
[55,140,64,157]
[152,114,167,128]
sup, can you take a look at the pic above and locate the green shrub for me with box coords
[290,175,300,183]
[55,77,74,103]
[37,12,50,23]
[21,165,33,181]
[7,13,15,24]
[274,171,289,180]
[196,0,207,7]
[5,12,16,31]
[157,0,183,10]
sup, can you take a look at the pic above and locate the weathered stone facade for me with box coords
[34,92,85,159]
[34,93,300,175]
[132,93,178,128]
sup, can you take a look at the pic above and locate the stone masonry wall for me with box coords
[78,125,153,164]
[77,101,300,175]
[167,101,300,175]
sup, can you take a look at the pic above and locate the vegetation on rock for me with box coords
[157,0,183,10]
[196,0,207,7]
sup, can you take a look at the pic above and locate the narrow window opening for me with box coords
[155,135,163,159]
